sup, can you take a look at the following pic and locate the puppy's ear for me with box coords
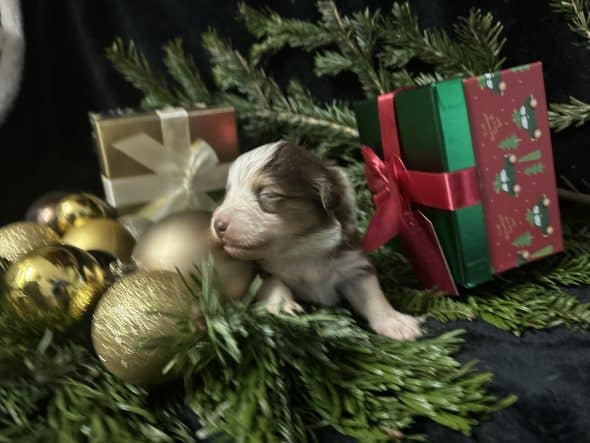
[315,170,340,214]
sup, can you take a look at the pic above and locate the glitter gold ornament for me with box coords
[62,218,135,261]
[91,270,200,386]
[0,222,61,262]
[132,211,254,299]
[25,191,68,230]
[55,192,116,233]
[3,245,106,329]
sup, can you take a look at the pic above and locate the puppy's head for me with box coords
[211,141,344,260]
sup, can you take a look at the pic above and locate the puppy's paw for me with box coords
[265,296,304,316]
[370,312,423,341]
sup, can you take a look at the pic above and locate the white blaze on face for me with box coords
[226,142,281,198]
[211,141,284,258]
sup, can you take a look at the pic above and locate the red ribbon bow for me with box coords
[361,90,482,295]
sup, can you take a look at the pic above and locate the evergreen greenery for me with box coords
[159,262,517,442]
[0,322,189,443]
[549,0,590,131]
[0,261,517,442]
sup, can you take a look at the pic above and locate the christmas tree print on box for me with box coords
[498,134,520,150]
[463,62,563,274]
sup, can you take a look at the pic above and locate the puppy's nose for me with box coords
[214,218,229,238]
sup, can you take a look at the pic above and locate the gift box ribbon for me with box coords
[101,107,230,221]
[361,90,483,294]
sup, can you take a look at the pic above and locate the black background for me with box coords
[1,1,590,442]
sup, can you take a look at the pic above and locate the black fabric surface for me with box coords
[1,1,589,442]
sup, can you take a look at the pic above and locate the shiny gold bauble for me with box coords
[62,218,135,261]
[55,193,115,233]
[132,211,254,299]
[3,245,106,329]
[25,191,68,230]
[91,270,200,386]
[0,222,61,262]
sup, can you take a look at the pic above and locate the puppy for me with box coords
[211,141,421,340]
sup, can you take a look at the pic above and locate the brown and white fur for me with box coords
[211,141,421,340]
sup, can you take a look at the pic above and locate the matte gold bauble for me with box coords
[25,191,68,230]
[91,270,200,386]
[0,222,61,262]
[117,214,153,240]
[132,211,254,299]
[62,218,135,261]
[55,193,115,233]
[3,245,105,329]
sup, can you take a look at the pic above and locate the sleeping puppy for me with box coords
[211,141,421,340]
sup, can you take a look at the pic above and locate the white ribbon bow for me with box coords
[101,108,229,221]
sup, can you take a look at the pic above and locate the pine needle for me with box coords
[382,3,506,77]
[162,38,210,106]
[549,2,590,131]
[549,96,590,131]
[551,0,590,42]
[106,38,175,108]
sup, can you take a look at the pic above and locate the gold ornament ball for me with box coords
[62,218,136,261]
[92,270,200,386]
[132,211,254,300]
[55,193,116,233]
[0,222,61,262]
[25,191,68,230]
[3,245,106,329]
[117,214,153,240]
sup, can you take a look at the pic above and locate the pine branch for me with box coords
[0,301,191,443]
[202,30,359,157]
[161,264,515,442]
[383,3,506,77]
[549,96,590,131]
[452,8,507,73]
[106,38,175,108]
[425,285,590,334]
[549,2,590,132]
[551,0,590,42]
[162,38,210,106]
[0,330,180,442]
[238,3,334,64]
[315,1,390,95]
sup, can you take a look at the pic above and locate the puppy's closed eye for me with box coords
[257,190,285,213]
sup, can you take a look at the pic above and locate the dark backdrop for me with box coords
[1,1,590,442]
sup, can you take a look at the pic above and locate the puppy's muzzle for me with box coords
[213,217,229,239]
